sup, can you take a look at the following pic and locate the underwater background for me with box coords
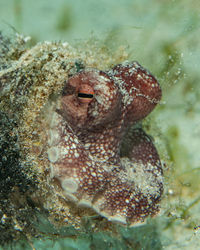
[0,0,200,249]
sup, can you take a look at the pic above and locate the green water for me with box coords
[0,0,200,249]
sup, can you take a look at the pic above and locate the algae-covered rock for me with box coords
[0,33,163,247]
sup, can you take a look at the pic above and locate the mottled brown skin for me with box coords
[111,61,162,124]
[48,61,163,226]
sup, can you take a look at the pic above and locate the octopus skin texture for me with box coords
[47,61,163,226]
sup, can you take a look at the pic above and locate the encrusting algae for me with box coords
[0,33,163,245]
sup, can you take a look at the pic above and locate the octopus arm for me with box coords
[110,61,162,124]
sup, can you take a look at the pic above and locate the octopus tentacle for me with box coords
[110,61,162,124]
[127,128,162,172]
[48,111,109,203]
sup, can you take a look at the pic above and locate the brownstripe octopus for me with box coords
[47,61,163,226]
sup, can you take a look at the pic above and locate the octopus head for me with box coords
[60,70,122,130]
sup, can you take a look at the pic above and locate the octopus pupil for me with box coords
[78,93,93,98]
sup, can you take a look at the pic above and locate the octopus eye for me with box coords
[77,84,94,103]
[78,92,93,99]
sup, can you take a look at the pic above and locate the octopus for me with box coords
[47,61,163,226]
